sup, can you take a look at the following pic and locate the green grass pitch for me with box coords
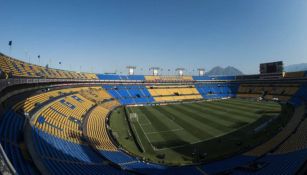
[109,98,286,165]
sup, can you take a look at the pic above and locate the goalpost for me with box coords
[129,113,139,122]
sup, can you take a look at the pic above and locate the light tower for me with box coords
[197,68,205,76]
[149,67,160,76]
[175,68,185,76]
[126,66,136,75]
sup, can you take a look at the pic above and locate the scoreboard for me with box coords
[260,61,283,74]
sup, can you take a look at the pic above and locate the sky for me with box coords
[0,0,307,75]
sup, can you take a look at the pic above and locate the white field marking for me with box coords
[138,115,152,126]
[136,118,156,150]
[132,125,146,153]
[130,107,152,125]
[153,121,257,151]
[145,128,184,135]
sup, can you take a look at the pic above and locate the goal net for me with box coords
[129,113,138,122]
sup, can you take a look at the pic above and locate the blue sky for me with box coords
[1,0,307,75]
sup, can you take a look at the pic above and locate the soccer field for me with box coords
[109,98,285,165]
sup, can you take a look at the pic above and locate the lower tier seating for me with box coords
[79,87,112,103]
[147,85,202,102]
[195,83,239,99]
[0,110,39,175]
[103,85,155,105]
[237,84,300,102]
[289,83,307,106]
[31,127,126,175]
[232,149,307,175]
[86,106,117,151]
[33,94,94,143]
[99,100,121,110]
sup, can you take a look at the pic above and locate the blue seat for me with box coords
[233,150,307,175]
[102,85,154,105]
[31,127,125,175]
[0,110,39,175]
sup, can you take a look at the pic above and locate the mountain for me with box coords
[284,63,307,72]
[206,66,244,76]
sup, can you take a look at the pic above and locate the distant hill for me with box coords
[284,63,307,72]
[206,66,243,76]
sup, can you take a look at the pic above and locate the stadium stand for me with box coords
[200,155,255,174]
[244,105,304,156]
[232,149,307,175]
[99,100,121,110]
[145,76,193,81]
[0,53,97,79]
[192,76,236,80]
[275,118,307,154]
[289,83,307,106]
[31,127,125,175]
[97,74,145,81]
[147,85,202,102]
[103,85,155,105]
[79,86,112,103]
[12,87,90,113]
[237,84,300,102]
[283,71,306,78]
[195,83,239,99]
[0,110,39,175]
[85,105,117,151]
[1,53,307,175]
[192,76,212,80]
[32,94,94,143]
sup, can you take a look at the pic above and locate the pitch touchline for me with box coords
[137,119,156,150]
[132,125,146,153]
[145,128,184,135]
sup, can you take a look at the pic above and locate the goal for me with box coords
[129,113,138,122]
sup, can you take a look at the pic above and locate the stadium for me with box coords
[1,1,307,175]
[0,52,307,175]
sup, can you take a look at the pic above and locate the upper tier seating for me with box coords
[193,76,236,81]
[103,85,154,105]
[97,74,145,81]
[147,85,202,102]
[145,76,193,81]
[0,53,97,79]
